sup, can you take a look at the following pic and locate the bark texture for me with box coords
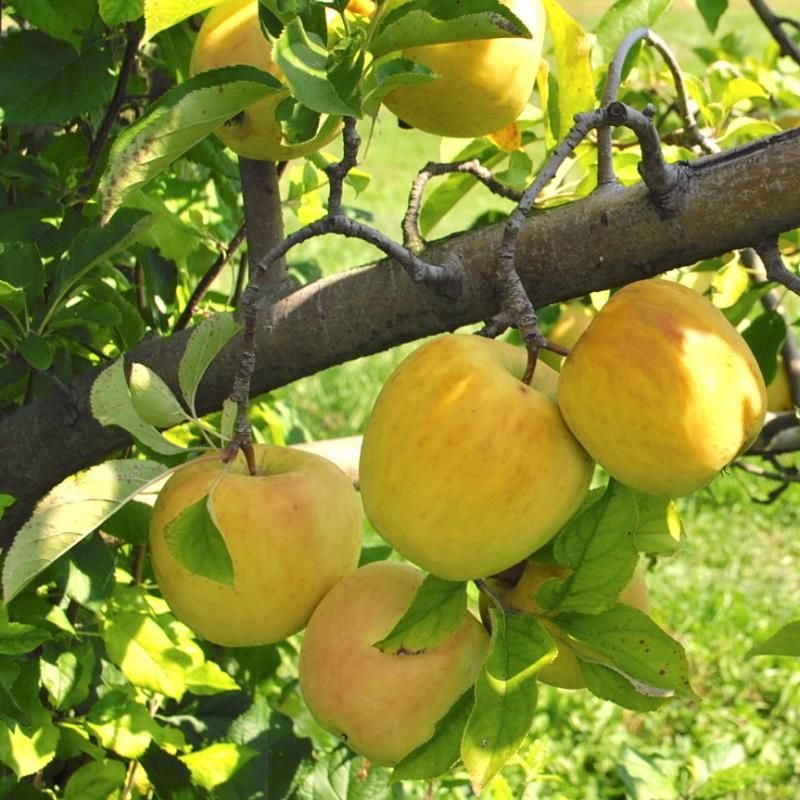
[1,128,799,545]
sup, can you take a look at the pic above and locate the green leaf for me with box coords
[0,31,115,125]
[129,362,189,428]
[17,334,52,371]
[360,54,437,117]
[461,610,555,793]
[542,0,596,140]
[103,611,193,700]
[99,66,283,219]
[40,652,80,710]
[617,745,680,798]
[178,311,242,415]
[0,614,50,655]
[163,493,235,586]
[63,758,128,800]
[537,480,640,614]
[695,0,729,33]
[100,0,145,26]
[2,460,166,603]
[556,605,694,704]
[720,77,770,111]
[87,692,165,759]
[179,742,258,791]
[632,492,683,555]
[0,717,60,779]
[144,0,219,41]
[596,0,672,60]
[0,495,14,521]
[274,19,360,116]
[741,310,786,386]
[368,0,532,59]
[185,661,240,695]
[12,0,97,49]
[579,660,668,711]
[748,621,800,658]
[373,576,467,654]
[90,358,185,455]
[0,279,25,315]
[392,689,474,782]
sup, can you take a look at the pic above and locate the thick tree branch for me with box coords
[1,128,799,545]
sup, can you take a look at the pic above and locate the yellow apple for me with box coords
[149,444,362,646]
[190,0,342,161]
[540,302,595,370]
[359,334,595,581]
[766,355,794,412]
[379,0,545,137]
[498,556,650,690]
[298,560,490,766]
[558,279,767,497]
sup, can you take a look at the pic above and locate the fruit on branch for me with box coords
[540,302,596,370]
[190,0,342,161]
[766,355,794,412]
[298,560,490,765]
[379,0,546,137]
[491,556,650,690]
[149,444,362,646]
[359,334,595,581]
[558,279,767,497]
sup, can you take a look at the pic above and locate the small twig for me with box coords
[755,239,800,296]
[402,159,523,253]
[173,224,247,332]
[749,0,800,66]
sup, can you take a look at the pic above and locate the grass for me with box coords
[265,3,800,796]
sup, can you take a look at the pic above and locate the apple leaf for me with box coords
[596,0,672,61]
[143,0,218,41]
[163,494,235,587]
[373,575,467,654]
[360,55,437,118]
[542,0,596,140]
[63,759,127,800]
[2,459,167,603]
[91,358,185,455]
[391,689,474,782]
[537,480,640,614]
[555,605,694,705]
[179,743,258,791]
[747,621,800,658]
[579,659,669,711]
[368,0,532,58]
[99,66,284,221]
[128,362,189,428]
[695,0,729,33]
[461,610,556,793]
[178,312,243,417]
[741,309,786,387]
[632,491,684,555]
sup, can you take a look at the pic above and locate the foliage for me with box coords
[0,0,799,796]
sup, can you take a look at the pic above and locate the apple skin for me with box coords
[380,0,545,137]
[497,557,650,690]
[359,334,595,581]
[540,302,595,370]
[190,0,341,161]
[298,560,490,766]
[558,279,767,497]
[149,444,362,647]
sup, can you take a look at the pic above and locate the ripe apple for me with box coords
[540,302,595,370]
[493,556,650,690]
[298,560,490,766]
[190,0,342,161]
[379,0,545,137]
[149,444,362,646]
[558,279,767,497]
[359,334,595,581]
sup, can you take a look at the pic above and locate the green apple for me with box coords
[359,334,595,581]
[149,444,362,646]
[298,560,490,766]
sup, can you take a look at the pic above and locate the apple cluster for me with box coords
[148,274,766,767]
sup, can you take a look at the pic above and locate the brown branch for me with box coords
[1,128,799,545]
[749,0,800,66]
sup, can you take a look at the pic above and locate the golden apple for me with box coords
[379,0,545,137]
[558,279,767,497]
[766,355,794,412]
[298,560,490,766]
[359,334,595,581]
[499,556,650,690]
[540,302,595,370]
[190,0,341,161]
[149,444,362,646]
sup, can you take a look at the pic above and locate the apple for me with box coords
[540,302,596,370]
[190,0,342,161]
[492,556,650,690]
[359,334,595,581]
[298,560,490,766]
[379,0,545,137]
[558,279,767,497]
[149,444,362,646]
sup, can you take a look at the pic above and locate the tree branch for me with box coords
[1,128,799,546]
[749,0,800,66]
